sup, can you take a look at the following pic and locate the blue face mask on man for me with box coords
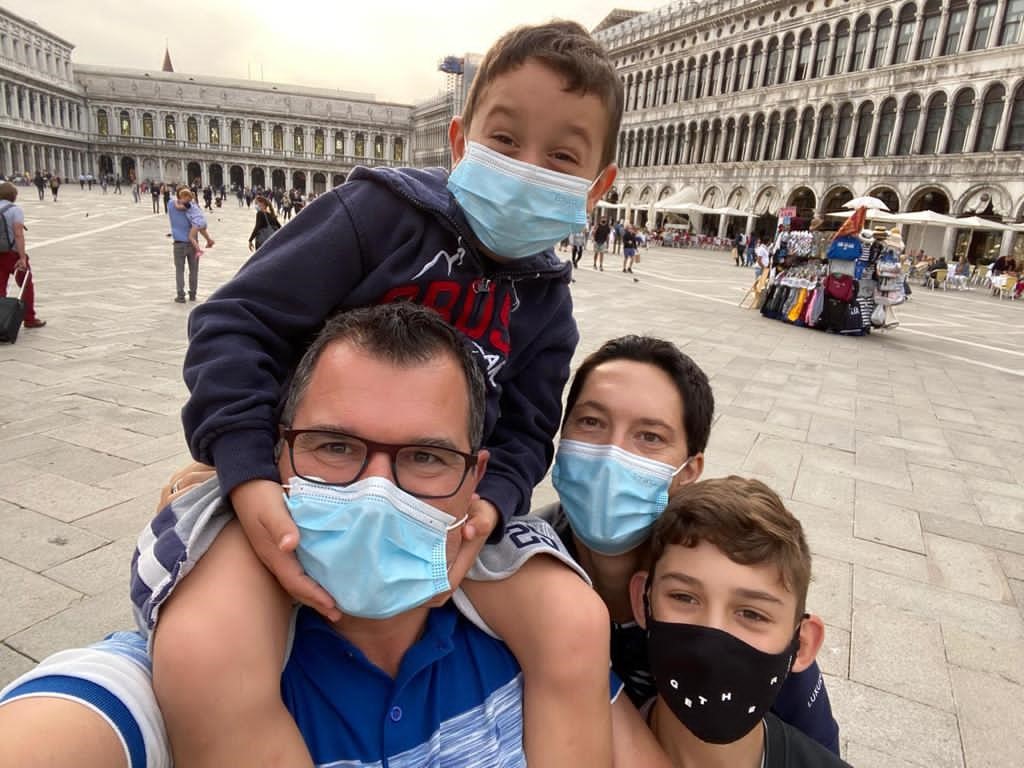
[552,439,690,556]
[285,476,467,619]
[447,141,594,260]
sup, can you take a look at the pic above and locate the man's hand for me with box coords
[230,479,341,621]
[15,255,27,271]
[157,461,217,512]
[446,496,500,587]
[204,237,215,248]
[248,241,255,252]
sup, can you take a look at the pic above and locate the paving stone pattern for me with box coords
[3,188,1024,766]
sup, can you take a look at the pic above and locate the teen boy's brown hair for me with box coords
[461,20,624,169]
[645,476,812,618]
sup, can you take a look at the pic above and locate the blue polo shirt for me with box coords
[167,201,206,243]
[282,604,526,767]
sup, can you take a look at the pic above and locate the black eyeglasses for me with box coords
[281,428,478,499]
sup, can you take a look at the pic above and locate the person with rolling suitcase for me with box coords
[0,181,45,335]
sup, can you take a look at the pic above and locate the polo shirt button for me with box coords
[390,706,403,722]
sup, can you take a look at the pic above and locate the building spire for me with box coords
[162,42,174,73]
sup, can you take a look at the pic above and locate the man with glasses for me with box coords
[0,303,559,767]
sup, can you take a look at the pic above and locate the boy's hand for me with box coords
[231,479,341,621]
[447,495,499,587]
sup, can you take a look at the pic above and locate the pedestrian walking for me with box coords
[49,175,60,202]
[132,182,141,204]
[0,181,46,329]
[151,183,161,213]
[592,217,610,270]
[612,220,624,255]
[168,187,214,303]
[33,172,46,201]
[621,224,637,273]
[161,183,171,213]
[114,175,122,194]
[78,174,85,190]
[280,196,293,221]
[247,196,281,252]
[570,228,586,268]
[202,186,213,211]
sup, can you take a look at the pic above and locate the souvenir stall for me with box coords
[757,208,906,334]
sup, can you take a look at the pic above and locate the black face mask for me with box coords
[645,599,803,745]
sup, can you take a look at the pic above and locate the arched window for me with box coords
[355,132,365,157]
[946,89,975,152]
[1001,0,1024,45]
[314,129,325,157]
[737,116,751,160]
[119,109,131,136]
[272,124,284,151]
[709,120,722,162]
[974,85,1005,151]
[752,114,766,160]
[853,102,875,156]
[780,34,796,83]
[695,58,706,99]
[334,130,345,155]
[943,0,969,55]
[722,51,734,95]
[875,98,898,155]
[919,0,943,58]
[733,47,747,91]
[872,9,894,67]
[294,127,304,153]
[833,103,854,157]
[724,119,736,161]
[765,38,780,86]
[209,119,221,145]
[795,30,813,80]
[893,5,916,63]
[252,122,263,149]
[796,107,815,159]
[653,69,663,107]
[765,112,781,159]
[897,94,921,154]
[673,63,686,101]
[851,15,871,71]
[971,0,998,50]
[920,93,947,153]
[780,109,798,159]
[394,137,404,162]
[814,26,830,77]
[832,20,850,74]
[374,134,385,159]
[1006,85,1024,150]
[749,42,764,88]
[97,108,109,136]
[814,105,834,157]
[142,112,154,138]
[165,114,176,140]
[186,116,198,143]
[709,54,720,97]
[685,60,697,100]
[228,120,240,147]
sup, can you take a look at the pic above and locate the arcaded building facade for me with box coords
[596,0,1024,257]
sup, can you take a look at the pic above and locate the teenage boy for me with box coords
[621,224,638,272]
[542,335,840,753]
[628,476,850,767]
[140,20,621,768]
[594,217,611,269]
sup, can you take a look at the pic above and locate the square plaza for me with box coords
[2,188,1023,765]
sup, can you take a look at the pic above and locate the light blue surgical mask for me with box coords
[551,439,690,556]
[447,140,593,260]
[285,476,467,619]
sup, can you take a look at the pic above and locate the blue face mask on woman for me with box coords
[284,476,467,619]
[551,439,690,556]
[447,140,593,260]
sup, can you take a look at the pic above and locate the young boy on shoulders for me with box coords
[628,476,851,767]
[137,19,622,768]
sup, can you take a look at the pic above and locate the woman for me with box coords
[248,195,281,252]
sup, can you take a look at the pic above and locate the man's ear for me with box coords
[669,452,704,494]
[449,117,466,167]
[791,613,825,674]
[465,448,489,495]
[586,163,618,213]
[629,570,650,628]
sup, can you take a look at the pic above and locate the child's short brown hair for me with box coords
[462,20,624,170]
[645,476,812,619]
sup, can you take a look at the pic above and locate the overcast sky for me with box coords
[12,0,665,103]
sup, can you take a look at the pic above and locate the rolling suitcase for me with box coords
[0,267,29,343]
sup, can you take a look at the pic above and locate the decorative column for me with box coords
[2,142,11,175]
[909,12,926,60]
[991,0,1011,47]
[962,101,982,153]
[963,0,980,50]
[890,107,906,154]
[741,53,754,91]
[808,36,820,79]
[865,24,879,69]
[825,33,838,76]
[936,5,952,55]
[993,90,1014,150]
[937,102,955,154]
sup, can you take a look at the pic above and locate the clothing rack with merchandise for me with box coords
[757,209,906,334]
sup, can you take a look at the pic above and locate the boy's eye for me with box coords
[577,416,603,429]
[552,151,579,164]
[738,609,769,623]
[668,592,698,605]
[491,134,516,146]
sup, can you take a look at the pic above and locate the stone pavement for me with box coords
[2,186,1023,766]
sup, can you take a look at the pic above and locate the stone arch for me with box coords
[821,184,854,212]
[787,186,817,218]
[727,186,750,209]
[955,183,1013,216]
[637,186,654,205]
[752,185,781,215]
[658,186,676,201]
[867,185,901,212]
[907,185,952,214]
[701,186,722,206]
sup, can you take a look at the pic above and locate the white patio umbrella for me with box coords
[715,206,752,217]
[825,209,900,223]
[595,200,626,210]
[890,210,960,226]
[953,215,1012,232]
[842,196,891,211]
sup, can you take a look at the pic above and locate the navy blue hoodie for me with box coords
[182,166,579,531]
